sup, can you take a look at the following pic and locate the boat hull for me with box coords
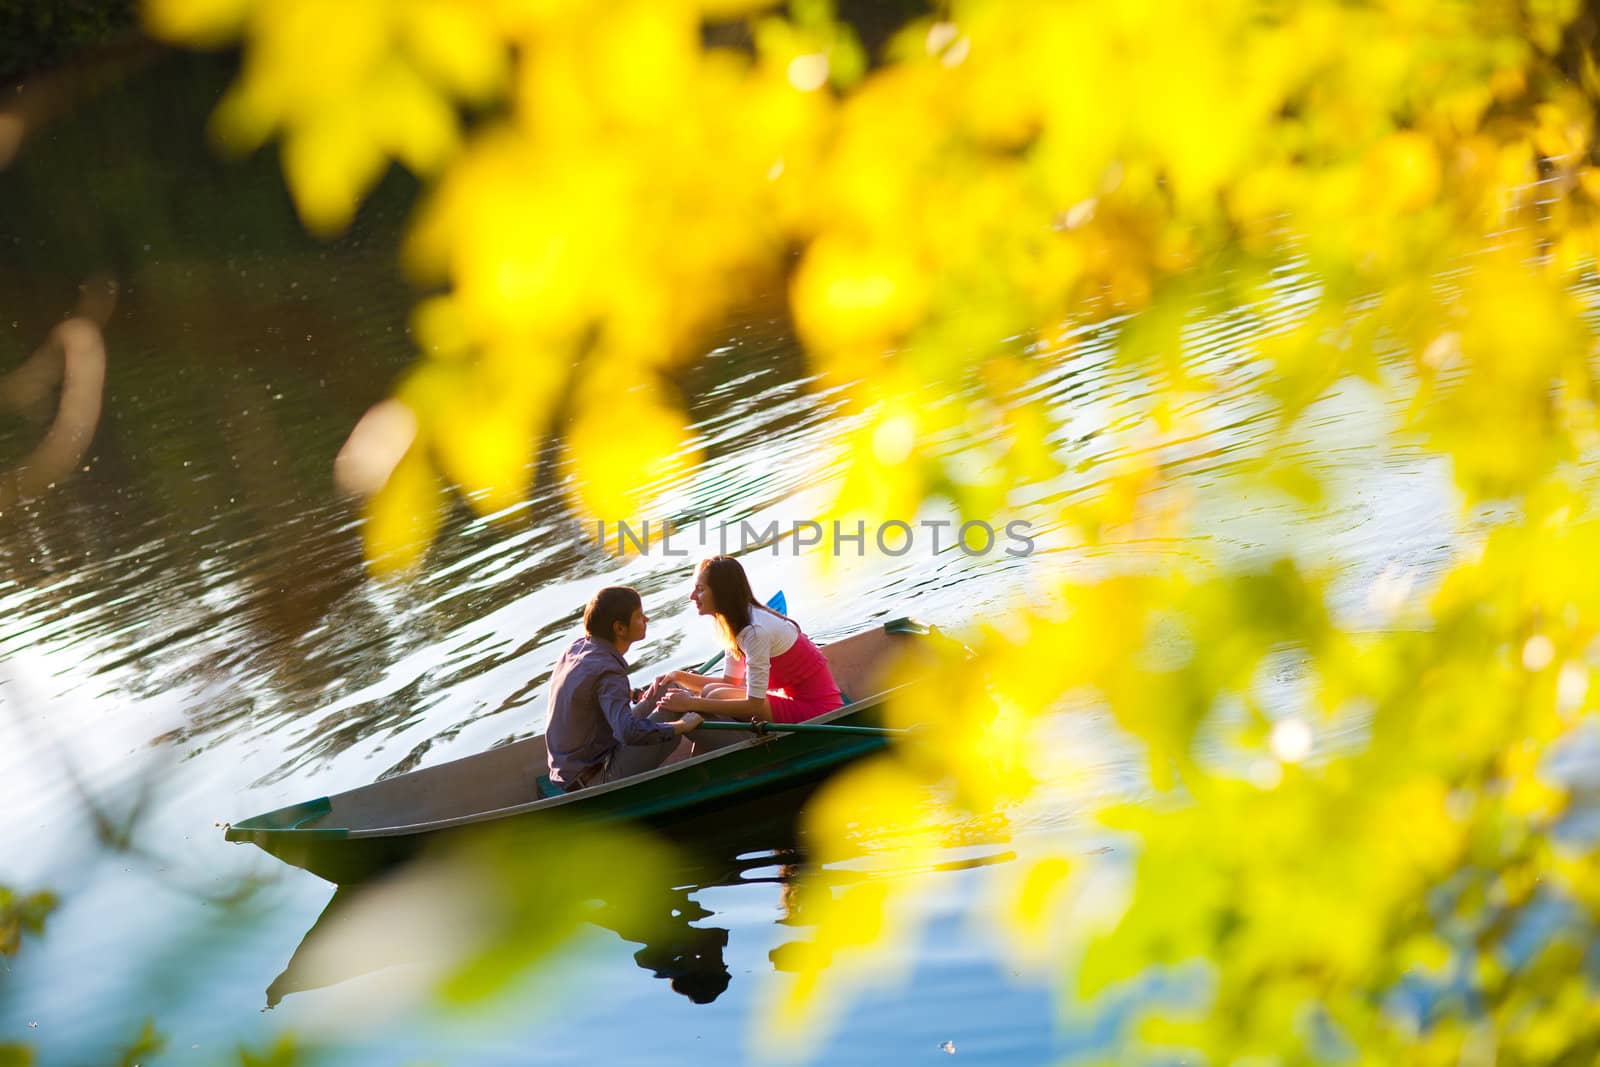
[227,619,950,884]
[230,700,892,884]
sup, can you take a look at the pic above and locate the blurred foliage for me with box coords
[237,1034,310,1067]
[0,885,55,958]
[0,1018,162,1067]
[0,887,51,1067]
[115,1020,165,1067]
[143,0,1600,1062]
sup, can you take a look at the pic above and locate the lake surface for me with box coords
[0,47,1476,1065]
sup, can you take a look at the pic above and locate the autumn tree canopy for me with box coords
[135,0,1600,1061]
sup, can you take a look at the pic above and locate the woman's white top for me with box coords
[729,608,799,695]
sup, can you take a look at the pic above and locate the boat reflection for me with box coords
[265,809,809,1010]
[266,810,1015,1011]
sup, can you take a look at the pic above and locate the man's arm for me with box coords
[599,672,698,743]
[631,674,672,713]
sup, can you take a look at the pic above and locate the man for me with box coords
[545,586,704,790]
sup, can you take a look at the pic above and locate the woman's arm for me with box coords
[663,624,774,718]
[661,668,733,694]
[662,687,772,720]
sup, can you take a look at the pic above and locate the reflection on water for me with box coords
[266,809,1018,1017]
[0,283,112,510]
[268,849,764,1011]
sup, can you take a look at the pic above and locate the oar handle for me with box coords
[694,719,907,738]
[692,650,726,675]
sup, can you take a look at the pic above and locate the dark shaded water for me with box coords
[0,48,1470,1065]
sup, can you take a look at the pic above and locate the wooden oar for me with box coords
[694,719,908,738]
[691,589,787,674]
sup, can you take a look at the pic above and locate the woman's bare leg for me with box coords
[698,685,778,722]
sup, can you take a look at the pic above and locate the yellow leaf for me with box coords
[142,0,249,46]
[281,103,387,235]
[208,76,279,155]
[431,346,567,517]
[699,0,779,16]
[1363,131,1441,213]
[791,235,928,355]
[363,441,445,574]
[564,385,697,522]
[1579,167,1600,203]
[400,0,510,103]
[1008,855,1072,939]
[412,296,473,360]
[368,59,462,176]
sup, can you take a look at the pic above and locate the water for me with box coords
[0,48,1476,1065]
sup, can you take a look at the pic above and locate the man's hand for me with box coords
[672,711,705,735]
[661,687,694,712]
[629,680,659,714]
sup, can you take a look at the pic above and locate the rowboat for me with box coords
[226,617,952,884]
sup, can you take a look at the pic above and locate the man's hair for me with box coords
[584,586,642,641]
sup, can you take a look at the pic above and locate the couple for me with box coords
[544,556,844,791]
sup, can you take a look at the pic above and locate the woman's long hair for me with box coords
[699,556,794,657]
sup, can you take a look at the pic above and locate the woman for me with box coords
[660,556,843,723]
